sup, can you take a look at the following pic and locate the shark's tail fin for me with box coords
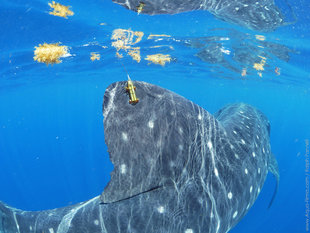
[0,201,19,232]
[267,153,280,209]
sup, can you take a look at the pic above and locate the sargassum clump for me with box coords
[48,1,74,18]
[128,48,141,63]
[33,43,69,65]
[90,52,100,61]
[145,54,171,66]
[111,29,144,62]
[253,56,267,71]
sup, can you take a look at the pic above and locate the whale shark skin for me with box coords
[0,81,279,233]
[112,0,285,31]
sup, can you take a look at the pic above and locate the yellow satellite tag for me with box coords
[137,2,145,14]
[125,75,139,104]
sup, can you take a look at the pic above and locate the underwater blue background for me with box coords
[0,0,309,232]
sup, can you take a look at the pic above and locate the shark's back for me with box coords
[0,82,279,233]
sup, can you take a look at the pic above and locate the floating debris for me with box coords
[34,43,69,65]
[111,29,144,62]
[48,1,74,18]
[145,54,171,66]
[90,52,100,61]
[100,23,106,26]
[275,67,281,75]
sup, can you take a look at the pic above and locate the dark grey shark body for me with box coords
[112,0,285,31]
[0,81,279,233]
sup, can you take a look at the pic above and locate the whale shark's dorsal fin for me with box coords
[267,153,279,208]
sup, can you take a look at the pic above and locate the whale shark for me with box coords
[183,30,294,74]
[0,81,279,233]
[112,0,285,31]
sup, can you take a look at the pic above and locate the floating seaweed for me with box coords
[253,56,267,71]
[111,29,144,62]
[90,52,100,61]
[145,54,171,66]
[33,43,69,65]
[128,48,141,63]
[48,1,74,18]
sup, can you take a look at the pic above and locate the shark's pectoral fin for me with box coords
[267,153,280,208]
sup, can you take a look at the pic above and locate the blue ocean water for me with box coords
[0,0,309,232]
